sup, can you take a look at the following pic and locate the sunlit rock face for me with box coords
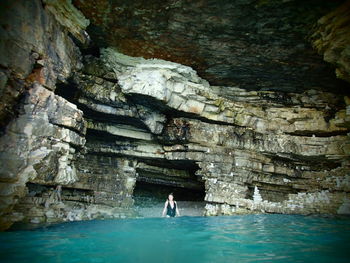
[73,0,349,93]
[78,48,349,217]
[0,0,350,230]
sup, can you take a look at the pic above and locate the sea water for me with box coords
[1,214,349,263]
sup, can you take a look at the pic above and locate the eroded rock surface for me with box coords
[0,0,133,230]
[73,0,349,93]
[0,84,85,229]
[311,1,350,84]
[75,48,350,217]
[0,0,86,131]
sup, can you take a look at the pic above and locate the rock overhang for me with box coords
[73,0,350,93]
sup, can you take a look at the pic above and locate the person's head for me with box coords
[168,193,174,201]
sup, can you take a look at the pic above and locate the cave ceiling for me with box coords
[73,0,348,93]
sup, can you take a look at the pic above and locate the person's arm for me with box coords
[175,201,180,216]
[162,201,168,217]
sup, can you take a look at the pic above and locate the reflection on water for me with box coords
[1,214,349,263]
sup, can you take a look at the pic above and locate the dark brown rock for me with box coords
[73,0,349,93]
[310,1,350,84]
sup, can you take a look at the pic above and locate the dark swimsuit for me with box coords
[166,201,176,217]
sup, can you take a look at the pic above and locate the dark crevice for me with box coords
[284,130,349,137]
[80,71,120,84]
[136,176,202,190]
[141,159,200,172]
[84,145,200,174]
[263,152,344,171]
[26,182,93,196]
[134,155,205,203]
[259,172,308,180]
[54,78,80,105]
[135,159,203,193]
[81,23,109,51]
[133,180,205,203]
[80,104,149,130]
[171,109,241,127]
[26,182,52,196]
[86,131,154,147]
[0,76,27,137]
[48,120,84,137]
[84,141,165,161]
[80,44,101,58]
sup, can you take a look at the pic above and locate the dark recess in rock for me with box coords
[134,181,205,202]
[73,0,350,93]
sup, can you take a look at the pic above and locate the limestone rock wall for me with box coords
[0,0,85,130]
[0,84,85,229]
[76,48,350,217]
[311,1,350,84]
[0,0,88,230]
[0,1,133,230]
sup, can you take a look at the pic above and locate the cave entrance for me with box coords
[133,160,206,217]
[133,181,205,205]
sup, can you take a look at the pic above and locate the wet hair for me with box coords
[167,193,174,200]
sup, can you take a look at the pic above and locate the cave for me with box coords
[133,168,206,217]
[133,181,205,204]
[1,0,350,261]
[134,159,205,201]
[0,0,350,234]
[132,157,206,218]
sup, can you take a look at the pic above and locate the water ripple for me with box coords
[1,214,350,263]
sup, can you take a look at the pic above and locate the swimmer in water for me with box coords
[162,193,180,217]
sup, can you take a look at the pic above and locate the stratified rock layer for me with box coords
[311,1,350,84]
[0,84,86,229]
[0,0,134,230]
[0,0,85,130]
[76,48,350,217]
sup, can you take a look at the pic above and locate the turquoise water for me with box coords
[1,214,350,263]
